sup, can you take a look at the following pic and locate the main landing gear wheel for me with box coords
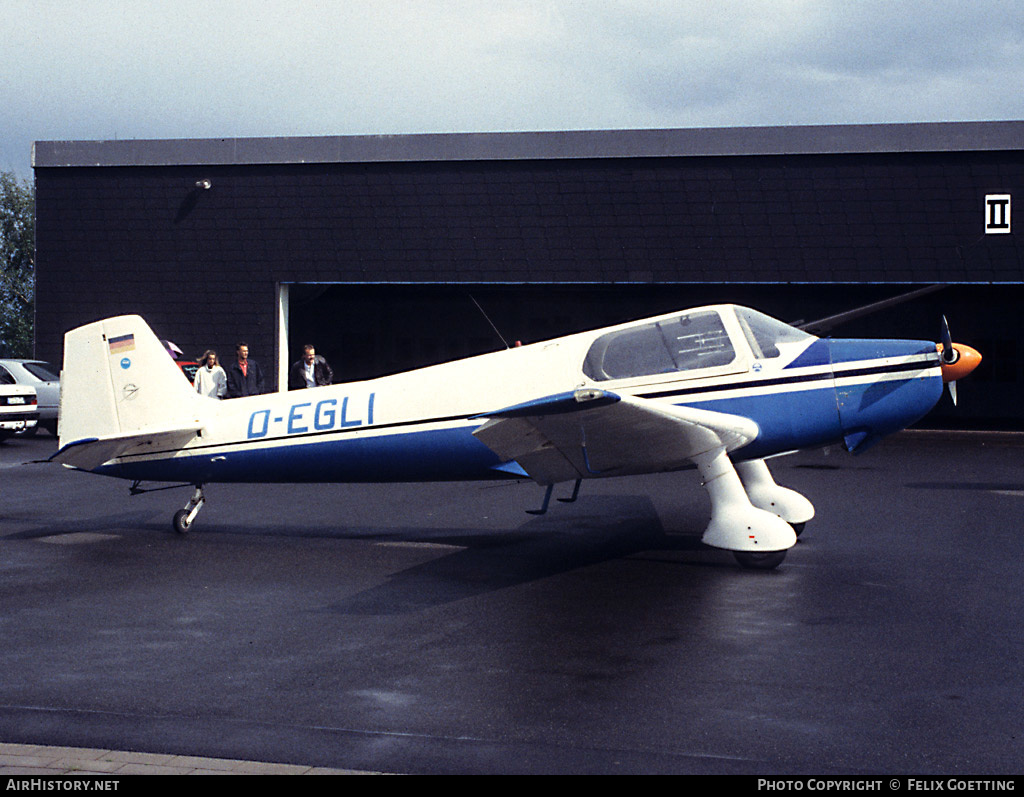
[733,550,787,570]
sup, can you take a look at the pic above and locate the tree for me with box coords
[0,171,34,357]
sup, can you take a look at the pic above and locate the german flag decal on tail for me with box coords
[108,333,136,355]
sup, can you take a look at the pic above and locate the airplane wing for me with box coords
[472,389,758,485]
[49,424,203,471]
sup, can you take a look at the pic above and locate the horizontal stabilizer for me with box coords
[50,424,203,471]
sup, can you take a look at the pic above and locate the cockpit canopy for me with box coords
[582,306,813,382]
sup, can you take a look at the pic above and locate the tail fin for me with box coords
[54,315,204,470]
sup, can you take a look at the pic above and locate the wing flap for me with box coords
[476,415,582,484]
[473,391,759,485]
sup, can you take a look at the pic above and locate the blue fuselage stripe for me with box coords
[98,358,941,484]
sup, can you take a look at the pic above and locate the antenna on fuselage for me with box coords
[468,293,511,350]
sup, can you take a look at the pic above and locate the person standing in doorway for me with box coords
[288,344,334,390]
[226,342,265,398]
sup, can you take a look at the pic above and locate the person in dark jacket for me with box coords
[226,342,265,398]
[288,344,334,390]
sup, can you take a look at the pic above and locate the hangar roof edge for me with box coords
[32,121,1024,169]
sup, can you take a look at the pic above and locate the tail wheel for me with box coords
[172,485,205,535]
[172,509,190,535]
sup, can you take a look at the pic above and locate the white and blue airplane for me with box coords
[51,301,980,569]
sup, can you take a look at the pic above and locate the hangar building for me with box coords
[32,121,1023,428]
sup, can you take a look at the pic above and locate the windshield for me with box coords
[734,308,813,359]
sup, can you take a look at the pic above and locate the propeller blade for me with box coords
[796,284,945,335]
[940,316,957,365]
[936,316,981,405]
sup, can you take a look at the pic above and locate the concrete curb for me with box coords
[0,743,381,775]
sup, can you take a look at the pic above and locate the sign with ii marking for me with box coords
[985,194,1011,234]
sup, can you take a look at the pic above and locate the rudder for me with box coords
[59,315,201,449]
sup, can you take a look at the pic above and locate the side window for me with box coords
[584,310,736,381]
[587,324,677,380]
[662,311,736,370]
[0,366,14,385]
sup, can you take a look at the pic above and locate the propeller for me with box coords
[937,315,982,406]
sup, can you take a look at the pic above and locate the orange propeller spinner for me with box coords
[938,316,982,405]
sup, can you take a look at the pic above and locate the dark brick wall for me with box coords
[34,149,1024,398]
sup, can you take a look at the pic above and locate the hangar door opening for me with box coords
[282,283,1019,430]
[284,283,709,383]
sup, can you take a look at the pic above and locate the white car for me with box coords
[0,382,38,441]
[0,359,60,435]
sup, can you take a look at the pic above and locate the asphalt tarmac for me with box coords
[1,431,1022,775]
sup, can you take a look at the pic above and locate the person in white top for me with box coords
[194,350,228,399]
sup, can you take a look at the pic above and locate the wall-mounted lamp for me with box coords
[176,180,212,223]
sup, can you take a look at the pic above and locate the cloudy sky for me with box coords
[2,0,1022,176]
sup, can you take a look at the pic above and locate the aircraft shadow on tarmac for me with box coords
[6,445,785,617]
[11,493,737,614]
[310,495,747,616]
[905,481,1024,491]
[4,508,176,540]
